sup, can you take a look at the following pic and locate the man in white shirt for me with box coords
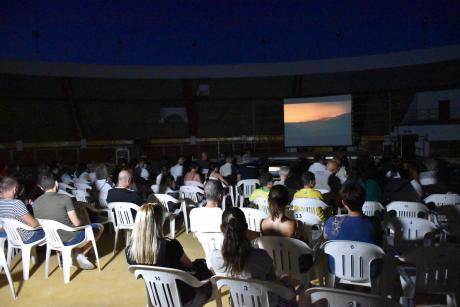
[190,180,223,233]
[308,154,326,172]
[170,156,185,181]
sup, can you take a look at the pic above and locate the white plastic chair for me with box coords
[75,181,92,191]
[256,236,314,289]
[184,180,204,188]
[37,218,101,284]
[57,189,76,198]
[290,211,323,244]
[179,185,204,206]
[129,265,211,307]
[386,201,429,218]
[0,226,15,299]
[107,202,139,255]
[321,240,385,289]
[385,217,438,252]
[425,193,460,207]
[0,217,45,280]
[291,198,328,218]
[312,170,331,192]
[316,189,330,194]
[72,189,92,203]
[195,232,224,269]
[398,246,459,307]
[363,201,385,217]
[303,287,400,307]
[236,179,260,207]
[155,194,186,238]
[241,208,268,232]
[253,197,269,215]
[212,276,295,307]
[150,184,160,193]
[58,182,75,191]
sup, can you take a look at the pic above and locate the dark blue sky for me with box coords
[1,1,459,65]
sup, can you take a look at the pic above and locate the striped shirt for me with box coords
[0,198,34,241]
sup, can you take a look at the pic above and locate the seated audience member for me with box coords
[385,157,402,179]
[324,182,381,244]
[94,163,113,207]
[353,155,382,202]
[197,151,211,174]
[323,182,382,277]
[189,180,224,233]
[293,172,323,200]
[0,177,45,244]
[334,156,349,183]
[184,162,202,183]
[274,166,290,186]
[34,173,104,269]
[249,172,273,202]
[76,162,91,183]
[106,170,143,205]
[383,164,422,203]
[308,154,326,172]
[126,203,212,306]
[208,163,228,186]
[211,207,295,307]
[260,185,308,242]
[326,160,342,194]
[135,158,150,181]
[155,165,169,185]
[158,173,178,195]
[219,156,237,185]
[237,154,259,181]
[170,156,185,182]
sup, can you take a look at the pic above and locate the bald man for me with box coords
[106,170,143,205]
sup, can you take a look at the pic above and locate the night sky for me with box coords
[1,1,459,65]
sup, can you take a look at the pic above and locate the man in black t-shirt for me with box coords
[106,170,143,205]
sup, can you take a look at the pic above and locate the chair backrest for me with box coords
[291,198,328,216]
[401,246,460,295]
[107,202,139,230]
[36,218,68,249]
[385,217,437,250]
[425,193,460,207]
[57,189,75,198]
[420,171,437,186]
[179,185,203,204]
[236,179,260,198]
[0,218,31,245]
[257,236,313,281]
[72,189,91,203]
[129,265,203,307]
[150,184,159,193]
[155,194,180,212]
[212,276,295,307]
[253,197,269,215]
[291,210,322,226]
[241,208,268,232]
[194,232,224,264]
[386,201,429,218]
[362,201,385,217]
[304,287,400,307]
[312,171,331,191]
[322,240,385,283]
[184,180,204,188]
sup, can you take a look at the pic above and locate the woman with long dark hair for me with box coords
[211,207,296,306]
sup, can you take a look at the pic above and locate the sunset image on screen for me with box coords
[284,102,349,123]
[284,95,352,147]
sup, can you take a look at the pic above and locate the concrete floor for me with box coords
[0,228,227,307]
